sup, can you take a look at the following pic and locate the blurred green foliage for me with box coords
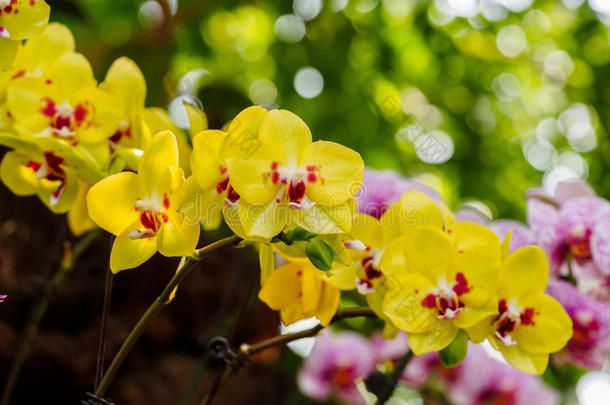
[56,0,610,222]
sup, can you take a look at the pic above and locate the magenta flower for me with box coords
[0,294,6,303]
[447,344,559,405]
[527,181,610,277]
[547,279,610,369]
[298,331,376,404]
[355,168,440,219]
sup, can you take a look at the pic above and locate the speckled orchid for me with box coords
[547,279,610,370]
[0,0,50,70]
[0,146,79,213]
[6,50,122,169]
[298,331,376,404]
[381,223,502,355]
[258,262,340,327]
[467,246,572,374]
[527,181,610,278]
[87,132,200,272]
[224,106,364,239]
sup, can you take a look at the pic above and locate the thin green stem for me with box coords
[94,234,241,398]
[1,228,102,405]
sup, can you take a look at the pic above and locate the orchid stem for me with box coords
[377,349,414,404]
[199,307,377,405]
[94,235,115,390]
[1,228,102,405]
[93,234,241,398]
[241,307,377,357]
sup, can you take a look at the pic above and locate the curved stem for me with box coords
[1,228,102,405]
[241,307,377,356]
[200,307,377,405]
[94,235,241,397]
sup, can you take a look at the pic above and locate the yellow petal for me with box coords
[21,23,75,73]
[259,243,275,286]
[497,246,549,302]
[0,150,37,195]
[454,251,499,308]
[299,140,364,204]
[452,294,498,329]
[0,38,19,71]
[316,281,340,327]
[101,57,146,111]
[110,223,158,273]
[157,221,200,257]
[378,236,408,278]
[226,105,267,144]
[465,315,496,343]
[226,140,284,204]
[382,272,438,333]
[407,323,459,356]
[67,182,97,236]
[37,168,79,214]
[238,199,288,239]
[258,262,301,310]
[381,190,443,238]
[403,226,456,284]
[301,265,322,316]
[6,76,55,132]
[349,213,384,250]
[259,109,311,166]
[87,171,140,235]
[294,201,353,234]
[138,131,179,194]
[512,293,573,354]
[439,199,456,230]
[448,222,501,258]
[190,129,227,190]
[492,339,549,375]
[321,265,358,290]
[501,230,512,261]
[74,87,122,144]
[0,0,50,40]
[184,102,208,138]
[47,52,95,99]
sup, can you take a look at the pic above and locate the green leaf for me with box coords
[305,238,334,271]
[283,226,316,244]
[386,386,423,405]
[439,330,468,368]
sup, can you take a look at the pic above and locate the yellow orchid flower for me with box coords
[258,262,340,327]
[467,246,573,374]
[381,224,502,355]
[1,23,75,129]
[0,146,78,213]
[224,106,364,239]
[87,131,200,273]
[100,57,147,150]
[0,0,50,70]
[6,50,121,168]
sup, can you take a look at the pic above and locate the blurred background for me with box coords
[2,0,610,404]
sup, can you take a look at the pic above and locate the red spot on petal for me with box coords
[421,294,437,308]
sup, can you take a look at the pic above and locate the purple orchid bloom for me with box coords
[447,344,559,405]
[355,168,440,219]
[527,181,610,278]
[298,331,376,404]
[547,279,610,369]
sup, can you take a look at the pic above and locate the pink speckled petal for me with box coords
[558,197,610,238]
[527,199,564,273]
[555,180,597,205]
[592,214,610,274]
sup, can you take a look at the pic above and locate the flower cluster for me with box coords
[0,3,580,395]
[458,179,610,370]
[261,169,572,375]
